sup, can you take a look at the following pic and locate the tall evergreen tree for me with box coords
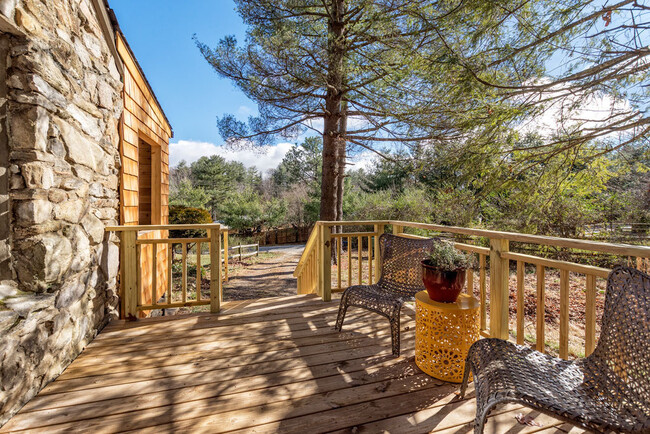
[194,0,507,221]
[196,0,647,220]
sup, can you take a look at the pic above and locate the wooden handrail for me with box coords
[387,220,650,257]
[330,231,376,238]
[501,251,611,279]
[106,223,223,232]
[294,222,321,277]
[136,237,211,244]
[320,220,389,227]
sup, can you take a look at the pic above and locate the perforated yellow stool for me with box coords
[415,291,480,383]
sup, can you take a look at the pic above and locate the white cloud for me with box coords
[169,140,294,173]
[302,115,368,135]
[517,79,632,140]
[348,151,376,172]
[237,105,253,117]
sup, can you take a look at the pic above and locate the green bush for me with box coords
[169,205,212,238]
[218,189,287,233]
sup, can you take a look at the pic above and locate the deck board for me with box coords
[2,294,580,433]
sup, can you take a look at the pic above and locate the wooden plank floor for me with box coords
[2,294,583,433]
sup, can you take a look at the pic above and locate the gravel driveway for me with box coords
[223,244,306,301]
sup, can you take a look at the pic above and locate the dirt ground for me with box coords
[223,245,304,300]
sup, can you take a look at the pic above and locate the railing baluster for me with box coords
[516,261,524,345]
[196,242,201,301]
[136,243,141,309]
[306,254,310,293]
[337,235,341,291]
[585,274,597,356]
[467,268,474,295]
[167,242,172,304]
[536,264,545,352]
[559,269,570,359]
[312,252,315,292]
[151,243,157,306]
[347,236,352,285]
[223,230,229,282]
[368,236,373,284]
[307,254,310,293]
[357,236,362,285]
[479,254,486,332]
[182,242,187,304]
[374,224,383,284]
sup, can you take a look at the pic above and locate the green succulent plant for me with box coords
[425,241,477,272]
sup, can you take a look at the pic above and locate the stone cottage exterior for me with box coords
[0,0,172,425]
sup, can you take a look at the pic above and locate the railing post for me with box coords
[373,223,384,283]
[314,223,321,297]
[394,224,403,235]
[210,225,222,313]
[223,229,229,282]
[318,223,331,301]
[489,238,510,339]
[121,230,138,320]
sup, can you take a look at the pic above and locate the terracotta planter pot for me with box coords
[421,260,467,303]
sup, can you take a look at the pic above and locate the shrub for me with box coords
[169,205,212,238]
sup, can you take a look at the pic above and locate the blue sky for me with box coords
[110,0,298,171]
[108,1,623,173]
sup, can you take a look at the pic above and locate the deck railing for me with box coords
[294,220,650,359]
[106,224,226,319]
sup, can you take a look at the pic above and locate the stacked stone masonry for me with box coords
[0,0,122,425]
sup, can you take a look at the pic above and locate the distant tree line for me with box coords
[170,135,650,240]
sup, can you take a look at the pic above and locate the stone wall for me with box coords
[0,0,122,425]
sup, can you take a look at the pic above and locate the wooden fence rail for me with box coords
[228,243,260,260]
[294,220,650,359]
[106,224,226,319]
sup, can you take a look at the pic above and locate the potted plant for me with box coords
[421,241,476,302]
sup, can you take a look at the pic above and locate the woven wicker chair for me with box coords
[460,266,650,433]
[335,233,437,356]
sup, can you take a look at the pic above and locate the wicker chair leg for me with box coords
[335,291,349,331]
[459,361,471,399]
[335,302,348,331]
[390,314,400,356]
[474,416,486,434]
[473,403,495,434]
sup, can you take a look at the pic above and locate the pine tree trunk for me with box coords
[332,103,348,265]
[320,133,338,221]
[336,105,347,224]
[319,0,346,223]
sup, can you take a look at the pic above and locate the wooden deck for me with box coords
[2,295,585,433]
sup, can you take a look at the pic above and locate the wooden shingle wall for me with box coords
[117,33,172,316]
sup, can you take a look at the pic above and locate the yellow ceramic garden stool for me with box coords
[414,291,480,383]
